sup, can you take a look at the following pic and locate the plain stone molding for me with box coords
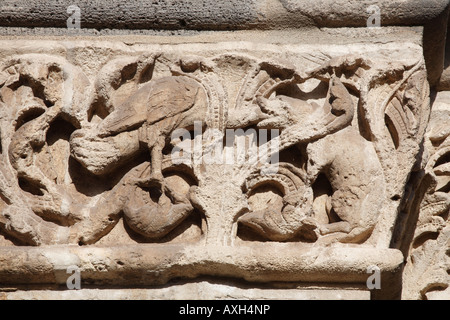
[0,0,448,30]
[0,244,404,285]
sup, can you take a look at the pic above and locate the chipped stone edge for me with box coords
[0,244,404,287]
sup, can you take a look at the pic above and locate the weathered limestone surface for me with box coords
[1,0,448,29]
[0,1,448,300]
[0,282,371,300]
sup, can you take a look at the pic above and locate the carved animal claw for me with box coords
[134,174,165,192]
[238,206,319,242]
[256,96,293,129]
[149,172,165,186]
[188,185,203,210]
[327,75,353,117]
[257,96,276,116]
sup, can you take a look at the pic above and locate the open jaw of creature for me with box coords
[0,46,433,252]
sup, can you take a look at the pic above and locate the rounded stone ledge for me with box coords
[0,244,404,287]
[0,0,448,31]
[0,284,371,300]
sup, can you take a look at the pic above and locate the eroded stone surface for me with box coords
[0,24,447,300]
[401,91,450,300]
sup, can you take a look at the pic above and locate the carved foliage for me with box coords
[402,105,450,300]
[0,51,431,249]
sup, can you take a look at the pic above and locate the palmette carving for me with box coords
[0,50,430,249]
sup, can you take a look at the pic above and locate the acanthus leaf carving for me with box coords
[402,102,450,300]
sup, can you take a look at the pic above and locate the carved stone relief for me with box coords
[402,92,450,300]
[0,40,436,298]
